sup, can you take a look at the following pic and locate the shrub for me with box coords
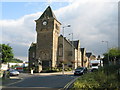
[67,68,72,71]
[72,65,120,89]
[73,73,100,89]
[64,68,68,71]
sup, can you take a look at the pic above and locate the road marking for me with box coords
[63,77,79,90]
[3,73,75,88]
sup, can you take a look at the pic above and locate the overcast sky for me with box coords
[0,0,118,61]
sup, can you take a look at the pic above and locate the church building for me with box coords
[28,6,83,72]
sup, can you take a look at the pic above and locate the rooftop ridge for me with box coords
[39,6,57,20]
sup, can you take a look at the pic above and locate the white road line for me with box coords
[63,77,79,90]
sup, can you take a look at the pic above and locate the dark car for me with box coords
[74,67,87,75]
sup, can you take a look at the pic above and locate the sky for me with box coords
[0,0,118,61]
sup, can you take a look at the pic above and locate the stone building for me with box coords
[57,35,81,69]
[28,6,82,72]
[80,48,89,67]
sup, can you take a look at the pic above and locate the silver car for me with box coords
[7,69,19,76]
[10,70,19,76]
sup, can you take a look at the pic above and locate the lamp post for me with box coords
[68,33,74,70]
[62,25,71,74]
[102,41,109,85]
[102,41,109,64]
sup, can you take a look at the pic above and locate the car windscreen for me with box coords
[10,70,18,72]
[92,64,98,66]
[75,68,83,71]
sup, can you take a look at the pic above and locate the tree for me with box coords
[103,48,120,65]
[10,58,23,63]
[0,44,14,63]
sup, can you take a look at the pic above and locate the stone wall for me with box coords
[58,35,79,68]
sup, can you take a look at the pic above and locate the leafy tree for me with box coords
[10,58,23,63]
[103,48,120,65]
[0,44,14,63]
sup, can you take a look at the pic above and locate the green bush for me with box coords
[41,67,61,73]
[73,73,100,89]
[59,68,63,72]
[41,67,72,73]
[72,65,120,89]
[64,68,68,71]
[68,68,72,71]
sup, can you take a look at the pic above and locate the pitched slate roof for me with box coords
[59,35,80,49]
[86,52,92,58]
[80,48,85,54]
[59,35,75,48]
[70,40,79,49]
[39,6,57,19]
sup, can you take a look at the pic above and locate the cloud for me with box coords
[1,12,41,44]
[1,12,42,61]
[55,1,118,54]
[1,1,118,61]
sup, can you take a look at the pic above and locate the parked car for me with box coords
[7,69,19,76]
[74,67,87,75]
[10,70,19,76]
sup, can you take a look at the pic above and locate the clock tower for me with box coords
[35,6,61,70]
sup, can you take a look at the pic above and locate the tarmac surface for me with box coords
[2,71,75,87]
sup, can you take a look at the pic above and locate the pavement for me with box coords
[33,71,74,76]
[2,71,74,87]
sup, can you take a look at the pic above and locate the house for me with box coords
[80,48,89,67]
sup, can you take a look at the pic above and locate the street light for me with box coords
[68,33,74,70]
[102,41,109,64]
[62,25,71,74]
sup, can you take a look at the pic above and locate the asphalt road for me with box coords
[2,74,78,90]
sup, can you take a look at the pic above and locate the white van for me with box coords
[89,60,103,71]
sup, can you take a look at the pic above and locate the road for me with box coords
[2,73,78,90]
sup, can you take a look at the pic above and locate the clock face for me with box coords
[42,21,47,25]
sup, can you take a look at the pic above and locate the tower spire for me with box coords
[38,6,57,20]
